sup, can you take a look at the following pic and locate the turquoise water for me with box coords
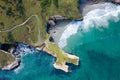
[63,20,120,80]
[1,3,120,80]
[0,51,56,80]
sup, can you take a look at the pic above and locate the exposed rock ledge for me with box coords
[0,15,80,72]
[37,40,79,72]
[53,54,79,72]
[0,41,79,72]
[48,15,67,26]
[2,58,21,70]
[46,15,68,33]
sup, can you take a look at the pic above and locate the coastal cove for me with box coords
[1,0,120,80]
[0,38,79,72]
[0,42,80,80]
[0,12,80,73]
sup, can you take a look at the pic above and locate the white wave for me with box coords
[58,21,81,48]
[14,63,24,74]
[83,3,120,31]
[58,3,120,48]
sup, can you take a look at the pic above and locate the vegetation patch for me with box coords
[45,40,78,65]
[0,50,15,68]
[0,0,81,46]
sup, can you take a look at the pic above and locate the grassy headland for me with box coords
[0,0,81,45]
[0,0,81,72]
[0,50,15,68]
[43,40,79,72]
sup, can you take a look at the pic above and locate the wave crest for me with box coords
[58,21,81,48]
[59,3,120,48]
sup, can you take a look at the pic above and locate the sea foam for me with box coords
[58,3,120,48]
[58,21,81,48]
[83,3,120,31]
[14,63,24,74]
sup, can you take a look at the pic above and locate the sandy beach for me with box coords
[48,20,71,44]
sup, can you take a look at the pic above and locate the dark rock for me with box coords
[48,20,56,26]
[46,15,68,33]
[10,58,21,70]
[111,0,120,4]
[2,58,21,70]
[49,37,55,42]
[0,43,18,52]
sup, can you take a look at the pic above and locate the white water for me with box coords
[58,3,120,48]
[83,3,120,31]
[14,63,24,74]
[58,21,81,48]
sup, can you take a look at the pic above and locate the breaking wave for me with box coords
[58,3,120,48]
[58,21,81,48]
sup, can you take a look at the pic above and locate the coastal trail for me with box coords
[0,14,39,33]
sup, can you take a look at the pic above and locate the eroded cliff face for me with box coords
[0,50,15,69]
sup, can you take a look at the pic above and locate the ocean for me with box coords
[0,3,120,80]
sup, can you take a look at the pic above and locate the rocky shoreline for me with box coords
[0,42,37,71]
[0,40,79,72]
[2,58,21,70]
[46,15,69,34]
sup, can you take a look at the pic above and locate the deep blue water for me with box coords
[0,51,56,80]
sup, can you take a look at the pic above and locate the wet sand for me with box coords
[48,20,71,44]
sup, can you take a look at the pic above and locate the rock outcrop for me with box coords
[0,42,36,70]
[47,15,68,33]
[2,58,21,70]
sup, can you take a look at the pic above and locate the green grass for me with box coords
[0,50,15,68]
[0,0,80,70]
[0,0,81,45]
[45,40,79,65]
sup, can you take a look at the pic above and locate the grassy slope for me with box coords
[0,0,81,45]
[0,50,15,68]
[0,0,80,70]
[44,40,79,65]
